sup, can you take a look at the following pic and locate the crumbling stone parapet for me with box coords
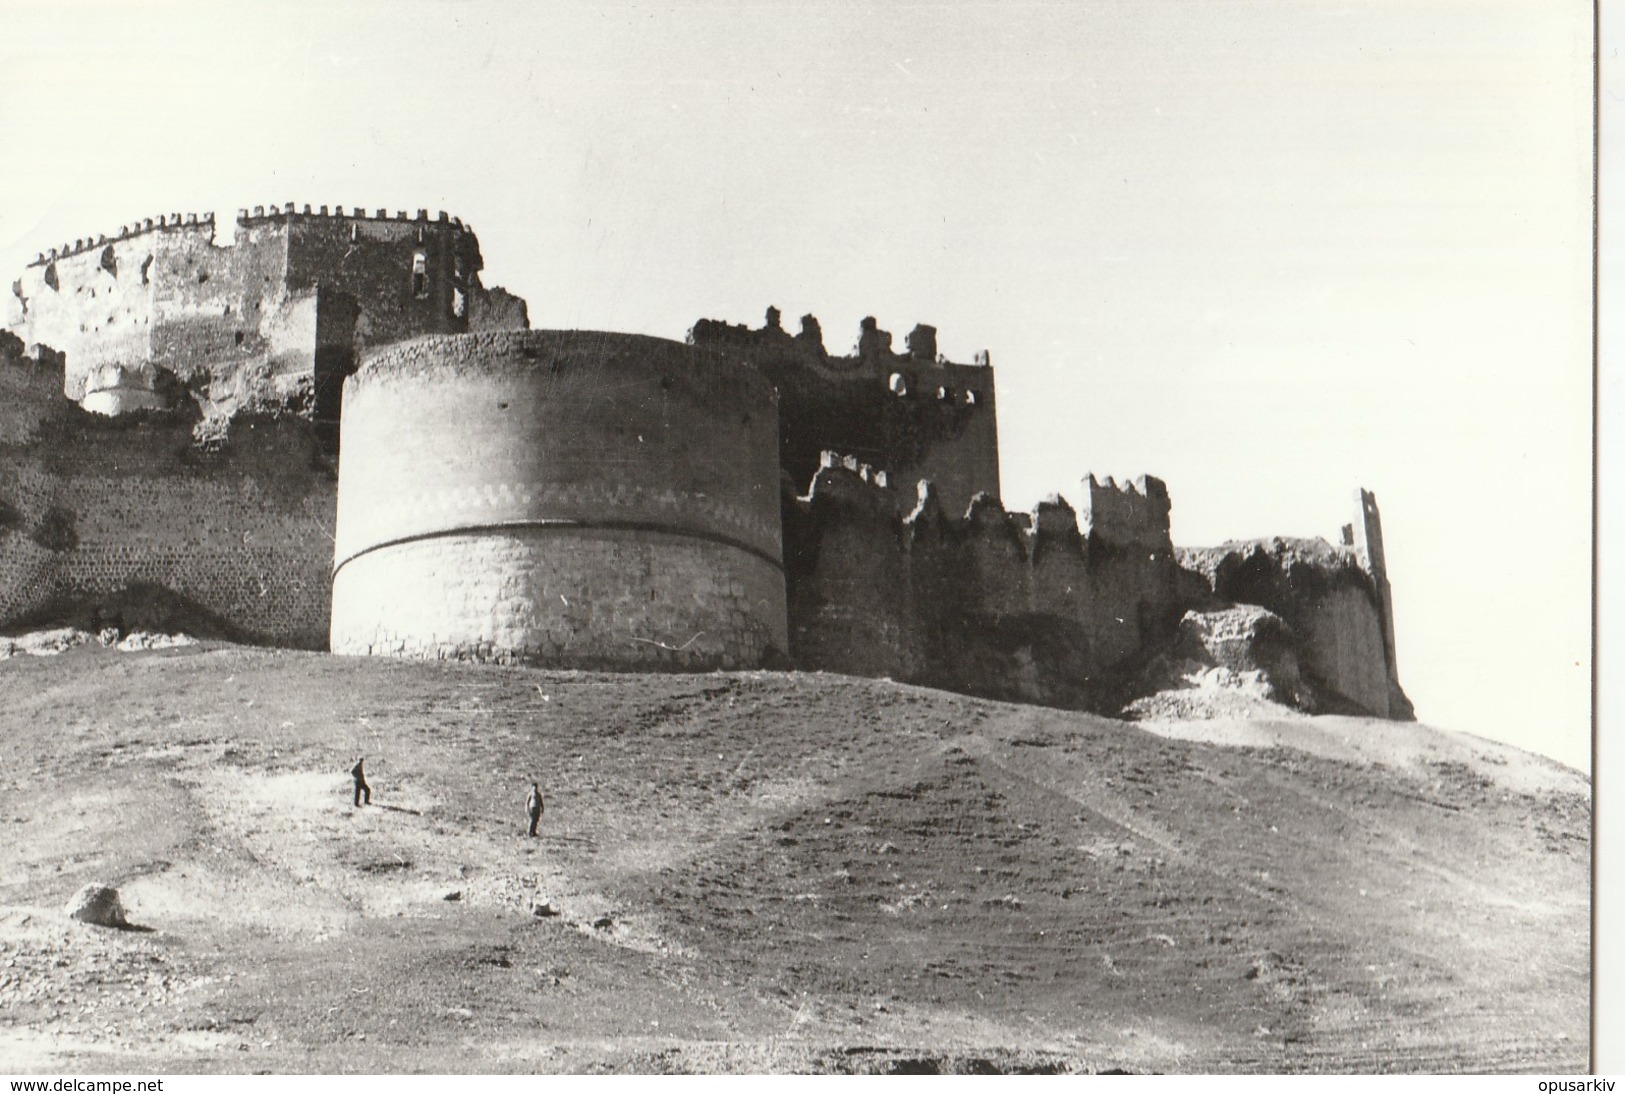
[688,307,1001,519]
[856,316,893,360]
[1077,472,1172,553]
[797,313,824,352]
[906,323,937,361]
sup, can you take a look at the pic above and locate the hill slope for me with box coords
[0,643,1589,1073]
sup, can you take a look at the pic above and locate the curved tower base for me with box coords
[332,525,787,669]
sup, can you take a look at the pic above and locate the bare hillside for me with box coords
[0,643,1589,1073]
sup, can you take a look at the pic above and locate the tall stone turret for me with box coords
[1353,488,1413,719]
[329,330,787,670]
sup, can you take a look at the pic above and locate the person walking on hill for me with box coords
[526,782,545,837]
[351,757,371,807]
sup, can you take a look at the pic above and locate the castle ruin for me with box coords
[5,204,525,439]
[1,204,1413,721]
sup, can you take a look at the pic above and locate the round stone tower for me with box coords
[329,330,787,669]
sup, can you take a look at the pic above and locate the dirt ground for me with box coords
[0,642,1590,1073]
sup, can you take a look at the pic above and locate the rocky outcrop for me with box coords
[1126,604,1317,720]
[1176,539,1414,720]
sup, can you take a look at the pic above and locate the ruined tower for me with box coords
[688,309,1000,518]
[1352,488,1412,719]
[3,205,527,442]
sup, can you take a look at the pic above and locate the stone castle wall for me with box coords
[332,528,786,669]
[5,206,523,426]
[783,462,1184,710]
[689,310,1000,519]
[2,206,1410,721]
[1077,473,1173,550]
[1176,536,1412,719]
[0,334,336,646]
[329,330,788,669]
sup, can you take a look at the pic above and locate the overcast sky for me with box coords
[0,0,1594,769]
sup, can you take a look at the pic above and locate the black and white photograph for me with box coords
[0,0,1603,1076]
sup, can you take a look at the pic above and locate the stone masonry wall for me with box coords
[332,527,786,670]
[5,206,525,423]
[783,463,1184,711]
[781,468,915,679]
[147,217,293,394]
[282,207,478,352]
[1353,487,1406,714]
[690,309,1000,519]
[0,334,336,646]
[1077,473,1173,551]
[1176,537,1412,719]
[330,330,787,668]
[5,214,291,404]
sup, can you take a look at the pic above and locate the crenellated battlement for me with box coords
[797,466,1025,549]
[802,462,895,515]
[689,307,828,357]
[797,465,1168,565]
[783,461,1186,708]
[690,307,991,378]
[1076,472,1172,553]
[783,458,1409,718]
[691,307,1001,521]
[1028,494,1085,561]
[26,205,479,268]
[29,212,217,267]
[963,490,1024,544]
[233,203,474,233]
[7,202,523,433]
[816,449,891,490]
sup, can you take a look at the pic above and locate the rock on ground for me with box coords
[63,884,127,928]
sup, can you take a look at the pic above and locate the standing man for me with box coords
[526,781,545,837]
[351,757,371,807]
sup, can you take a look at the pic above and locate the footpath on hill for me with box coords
[0,642,1590,1073]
